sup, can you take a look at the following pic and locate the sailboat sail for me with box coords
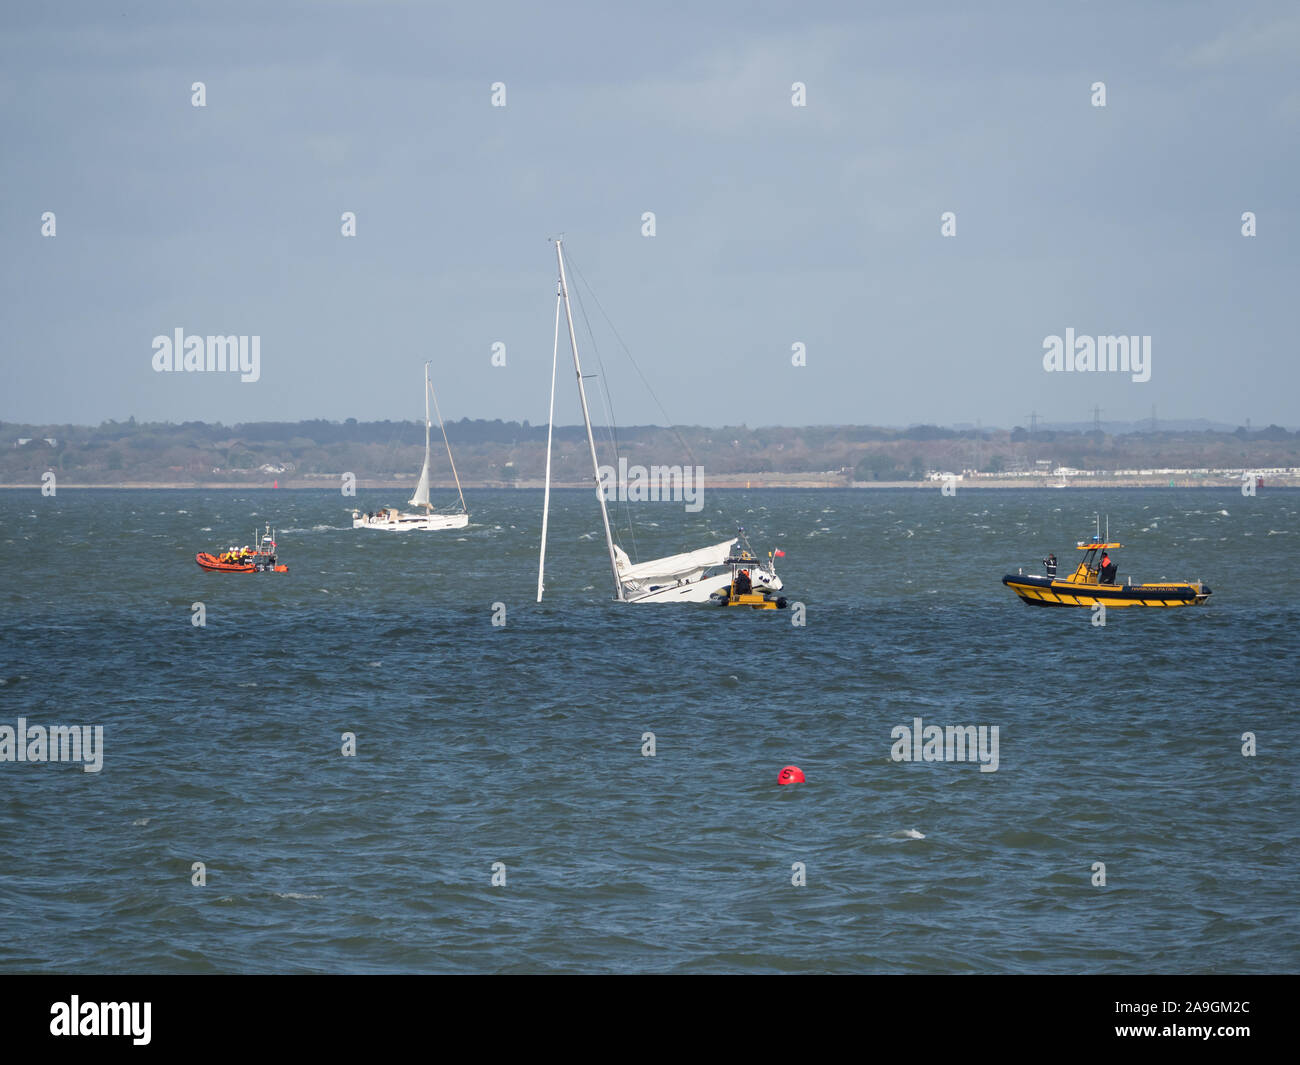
[408,456,431,508]
[615,540,734,585]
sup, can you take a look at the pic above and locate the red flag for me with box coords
[774,549,786,557]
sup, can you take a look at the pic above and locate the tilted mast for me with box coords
[554,238,624,601]
[537,282,562,602]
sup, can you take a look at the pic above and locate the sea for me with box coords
[1,487,1296,973]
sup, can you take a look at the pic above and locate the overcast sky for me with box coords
[2,1,1295,430]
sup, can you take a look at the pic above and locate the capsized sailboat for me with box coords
[535,237,785,606]
[611,528,785,605]
[353,362,469,531]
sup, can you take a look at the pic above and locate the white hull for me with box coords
[352,511,469,531]
[623,567,782,604]
[362,364,469,533]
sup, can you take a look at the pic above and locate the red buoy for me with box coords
[778,765,805,785]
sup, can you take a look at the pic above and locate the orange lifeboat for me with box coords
[196,525,289,573]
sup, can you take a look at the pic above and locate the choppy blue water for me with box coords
[1,487,1296,973]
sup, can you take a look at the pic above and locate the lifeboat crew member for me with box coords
[734,568,752,596]
[1043,553,1057,578]
[1099,551,1116,584]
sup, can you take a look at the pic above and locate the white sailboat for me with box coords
[536,238,783,604]
[353,362,469,531]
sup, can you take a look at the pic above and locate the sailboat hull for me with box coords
[352,512,469,531]
[623,569,782,604]
[625,574,734,603]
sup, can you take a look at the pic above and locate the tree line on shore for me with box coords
[2,417,1296,484]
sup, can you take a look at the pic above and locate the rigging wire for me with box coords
[566,253,639,562]
[427,375,467,513]
[411,385,459,513]
[564,250,729,550]
[564,253,708,474]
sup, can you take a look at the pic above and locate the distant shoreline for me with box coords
[3,477,1297,491]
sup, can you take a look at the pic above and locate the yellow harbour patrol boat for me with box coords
[1002,519,1211,608]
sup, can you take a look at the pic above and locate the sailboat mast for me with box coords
[537,284,562,602]
[422,362,433,514]
[554,238,624,601]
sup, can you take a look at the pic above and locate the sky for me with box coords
[1,0,1296,430]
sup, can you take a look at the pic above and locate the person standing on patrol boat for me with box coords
[734,568,752,596]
